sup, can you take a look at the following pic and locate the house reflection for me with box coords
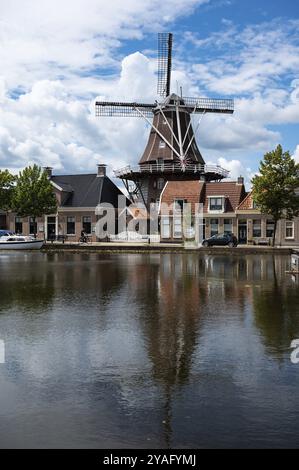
[130,253,296,446]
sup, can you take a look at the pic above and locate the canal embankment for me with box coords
[42,242,296,255]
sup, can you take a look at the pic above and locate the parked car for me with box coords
[202,233,238,248]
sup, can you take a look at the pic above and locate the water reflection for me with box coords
[0,252,298,448]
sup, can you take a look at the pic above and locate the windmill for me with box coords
[95,33,234,207]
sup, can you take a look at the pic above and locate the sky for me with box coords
[0,0,299,189]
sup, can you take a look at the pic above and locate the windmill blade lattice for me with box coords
[95,101,155,118]
[157,33,173,97]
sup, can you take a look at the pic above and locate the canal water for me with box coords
[0,252,298,448]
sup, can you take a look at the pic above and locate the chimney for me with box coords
[97,164,107,177]
[43,167,53,178]
[237,176,244,185]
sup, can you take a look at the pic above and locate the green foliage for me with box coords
[252,145,299,243]
[12,165,57,235]
[0,169,16,210]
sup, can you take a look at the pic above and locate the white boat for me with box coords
[0,235,44,250]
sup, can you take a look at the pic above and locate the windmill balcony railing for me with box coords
[114,163,229,178]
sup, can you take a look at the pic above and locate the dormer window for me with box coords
[208,196,225,213]
[174,198,186,211]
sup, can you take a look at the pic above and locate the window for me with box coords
[174,199,185,212]
[266,220,275,238]
[159,140,166,149]
[210,218,219,236]
[29,217,37,235]
[157,178,164,190]
[253,220,261,238]
[82,216,92,234]
[15,217,23,234]
[252,200,258,209]
[161,217,170,238]
[67,216,75,235]
[224,218,232,234]
[209,197,224,212]
[173,217,182,238]
[285,221,294,239]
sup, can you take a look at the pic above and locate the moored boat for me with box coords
[0,235,44,250]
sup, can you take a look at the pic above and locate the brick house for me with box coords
[5,164,127,241]
[159,177,246,242]
[236,191,299,246]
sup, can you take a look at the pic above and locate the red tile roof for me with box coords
[160,180,204,214]
[236,192,253,210]
[160,180,246,213]
[201,181,246,213]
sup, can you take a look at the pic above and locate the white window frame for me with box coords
[210,218,219,236]
[173,217,182,238]
[174,198,185,212]
[224,218,232,234]
[208,196,225,213]
[285,220,295,240]
[161,217,170,239]
[159,140,166,149]
[253,219,262,238]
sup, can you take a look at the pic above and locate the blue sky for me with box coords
[0,0,298,188]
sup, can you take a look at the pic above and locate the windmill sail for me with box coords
[157,33,173,97]
[95,101,155,118]
[95,33,234,207]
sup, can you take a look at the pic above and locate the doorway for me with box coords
[238,220,247,244]
[47,216,56,240]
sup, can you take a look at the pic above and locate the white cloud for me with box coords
[194,112,279,152]
[188,19,299,96]
[0,54,156,176]
[0,0,208,91]
[205,156,254,188]
[0,0,212,175]
[0,2,298,180]
[293,145,299,163]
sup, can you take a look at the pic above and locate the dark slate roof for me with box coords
[53,181,74,192]
[51,173,126,208]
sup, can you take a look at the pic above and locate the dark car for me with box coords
[202,233,238,248]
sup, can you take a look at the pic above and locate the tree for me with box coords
[252,145,299,246]
[12,165,57,237]
[0,169,15,210]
